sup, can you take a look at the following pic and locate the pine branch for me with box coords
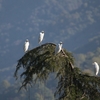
[14,43,100,100]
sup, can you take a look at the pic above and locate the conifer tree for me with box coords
[14,43,100,100]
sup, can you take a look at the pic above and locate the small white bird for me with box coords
[24,39,29,53]
[38,31,44,44]
[55,42,63,54]
[93,62,99,75]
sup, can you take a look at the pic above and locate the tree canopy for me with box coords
[14,43,100,100]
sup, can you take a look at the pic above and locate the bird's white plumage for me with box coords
[39,31,44,44]
[93,62,99,75]
[24,39,29,53]
[55,42,63,54]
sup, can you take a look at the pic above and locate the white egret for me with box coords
[38,31,44,44]
[24,39,29,53]
[55,42,63,54]
[93,62,99,75]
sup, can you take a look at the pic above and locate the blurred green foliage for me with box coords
[14,43,100,100]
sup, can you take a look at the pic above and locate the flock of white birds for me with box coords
[23,31,99,76]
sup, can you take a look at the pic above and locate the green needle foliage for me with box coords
[14,43,100,100]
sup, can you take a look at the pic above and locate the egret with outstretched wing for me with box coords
[38,31,44,44]
[93,62,99,75]
[24,39,29,53]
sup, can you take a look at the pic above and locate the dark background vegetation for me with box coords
[0,0,100,99]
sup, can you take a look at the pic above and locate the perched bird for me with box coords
[38,31,44,44]
[24,39,29,53]
[55,42,63,54]
[93,62,99,75]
